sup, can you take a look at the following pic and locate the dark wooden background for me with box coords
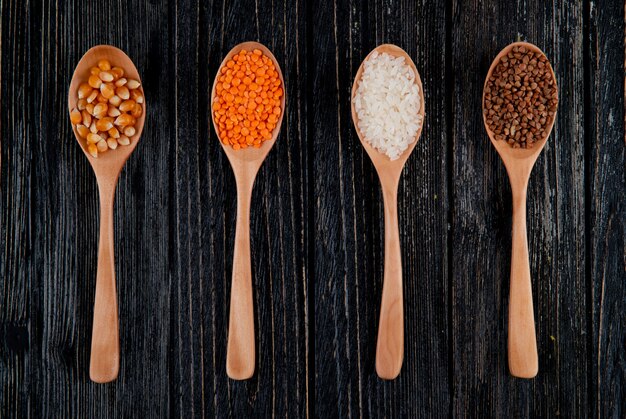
[0,0,623,417]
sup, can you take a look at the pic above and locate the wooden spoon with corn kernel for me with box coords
[68,45,146,383]
[210,41,286,380]
[351,44,425,380]
[483,41,558,379]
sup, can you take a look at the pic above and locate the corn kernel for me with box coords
[70,108,82,124]
[100,83,115,99]
[107,138,118,150]
[117,135,130,146]
[131,104,143,118]
[87,133,102,144]
[126,79,141,89]
[88,144,98,158]
[89,121,98,133]
[107,106,121,117]
[116,86,130,100]
[119,100,136,112]
[96,94,108,103]
[114,114,133,126]
[108,127,120,138]
[88,74,102,89]
[109,95,122,107]
[76,124,89,138]
[98,71,114,82]
[77,99,87,110]
[93,103,108,118]
[81,110,92,127]
[123,126,136,137]
[86,90,98,104]
[130,89,144,103]
[115,78,127,87]
[96,139,108,152]
[96,117,114,131]
[78,83,93,99]
[90,67,101,76]
[111,67,124,79]
[98,60,111,71]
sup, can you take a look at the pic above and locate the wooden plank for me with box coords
[0,1,31,416]
[587,0,625,417]
[313,0,450,416]
[450,1,588,416]
[0,0,309,416]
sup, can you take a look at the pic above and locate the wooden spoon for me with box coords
[350,44,425,380]
[210,41,286,380]
[482,41,558,378]
[68,45,146,383]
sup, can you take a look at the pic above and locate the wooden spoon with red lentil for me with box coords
[210,41,285,380]
[482,41,558,379]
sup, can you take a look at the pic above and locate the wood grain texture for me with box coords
[1,0,624,417]
[313,0,451,416]
[0,0,309,416]
[588,0,625,416]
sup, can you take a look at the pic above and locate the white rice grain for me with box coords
[353,51,423,160]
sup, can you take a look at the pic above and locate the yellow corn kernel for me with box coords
[76,124,89,138]
[85,103,95,115]
[96,139,108,152]
[90,66,101,76]
[88,74,102,89]
[123,126,136,137]
[107,106,121,117]
[100,83,115,99]
[98,71,114,82]
[107,138,118,150]
[114,114,133,126]
[131,104,143,118]
[111,67,124,79]
[126,79,141,89]
[81,110,92,127]
[77,98,87,110]
[130,89,144,104]
[70,108,82,124]
[87,133,102,144]
[117,135,130,146]
[116,86,130,100]
[89,121,98,133]
[114,78,127,87]
[93,103,108,119]
[108,127,120,138]
[119,100,136,112]
[95,117,114,131]
[88,143,98,158]
[86,90,98,104]
[108,95,122,107]
[96,93,108,103]
[78,83,93,99]
[97,59,111,71]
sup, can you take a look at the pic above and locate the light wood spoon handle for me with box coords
[226,177,256,380]
[508,188,538,378]
[376,183,404,380]
[90,181,119,383]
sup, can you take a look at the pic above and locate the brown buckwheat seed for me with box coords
[483,45,558,149]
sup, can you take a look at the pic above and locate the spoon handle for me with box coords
[90,181,119,383]
[376,183,403,380]
[226,175,256,380]
[508,188,538,378]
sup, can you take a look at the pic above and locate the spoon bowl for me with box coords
[351,44,425,380]
[483,41,558,378]
[210,41,285,380]
[68,45,146,383]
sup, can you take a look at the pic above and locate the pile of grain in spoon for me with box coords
[69,59,144,158]
[483,45,558,148]
[353,52,423,160]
